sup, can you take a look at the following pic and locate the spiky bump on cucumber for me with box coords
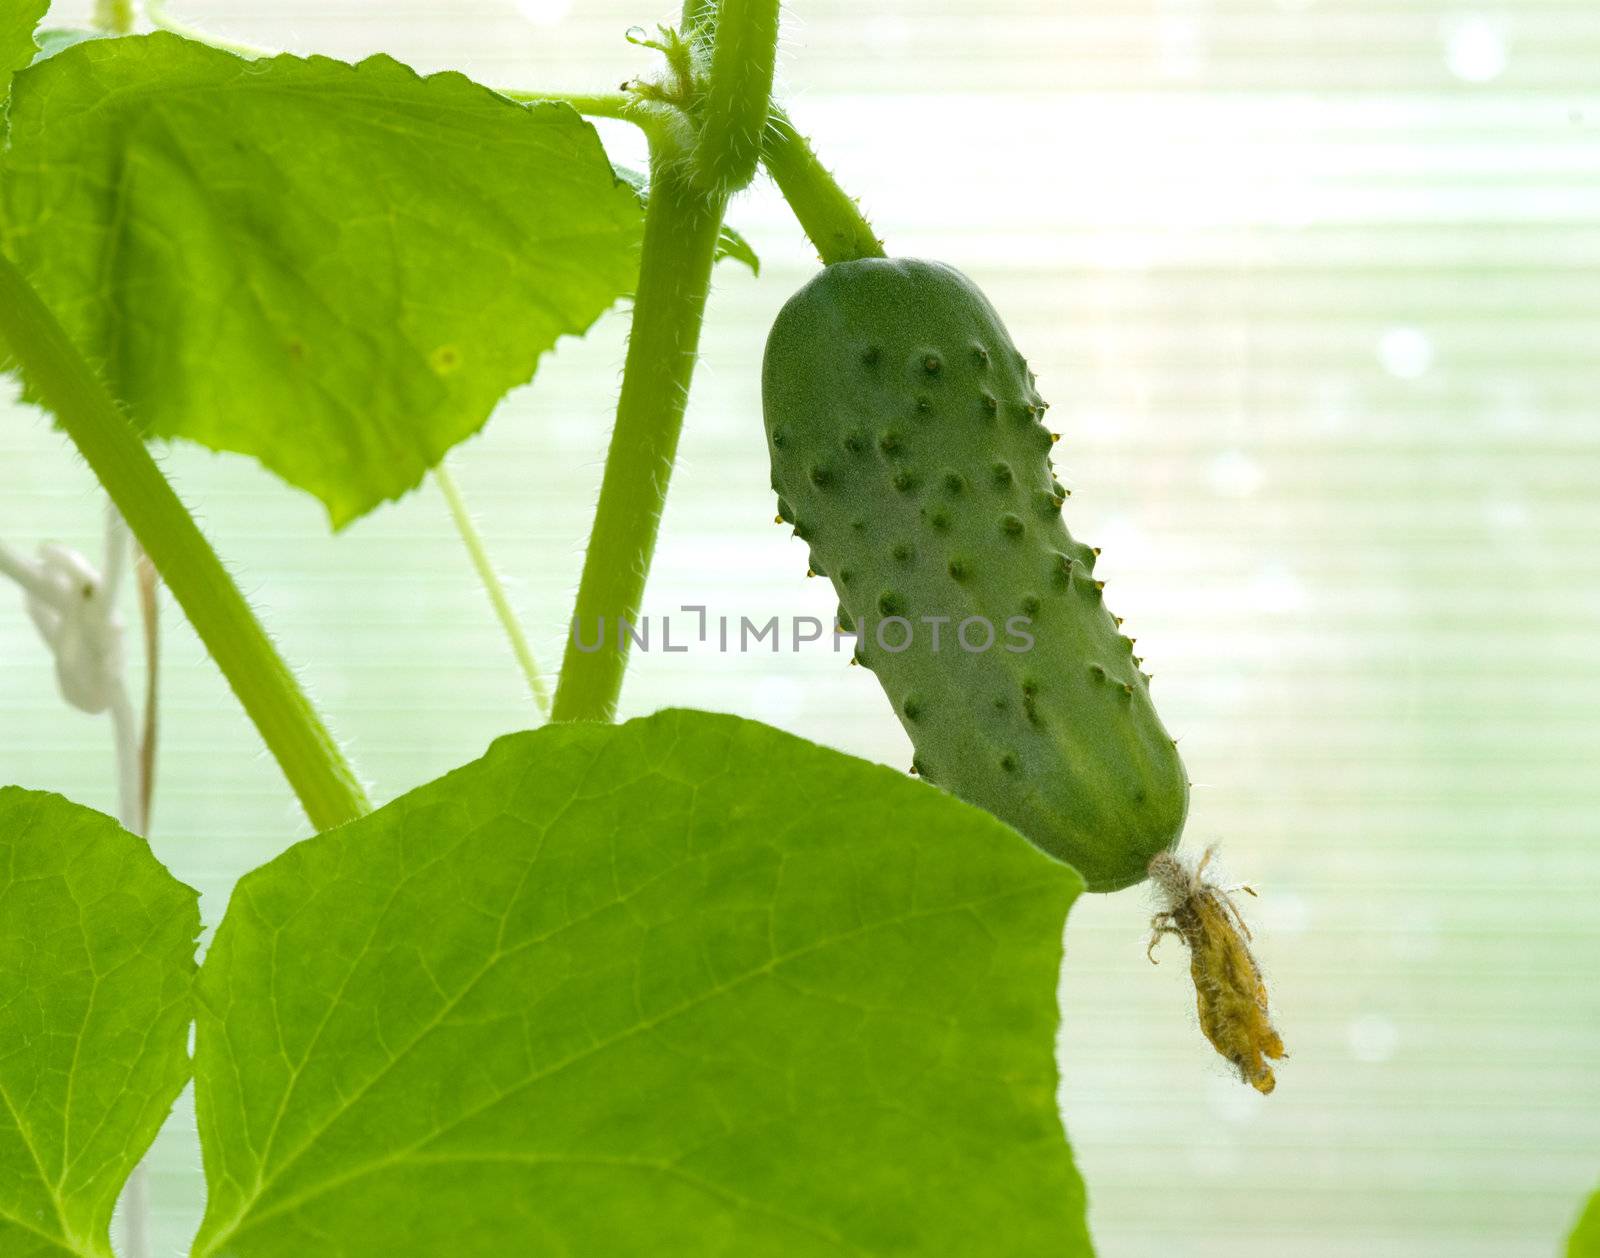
[762,257,1187,891]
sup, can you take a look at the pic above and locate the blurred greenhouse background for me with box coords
[3,0,1598,1254]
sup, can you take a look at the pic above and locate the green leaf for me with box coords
[0,787,200,1258]
[1,34,644,527]
[1573,1187,1600,1257]
[614,164,759,275]
[192,709,1090,1257]
[713,219,761,276]
[1,0,47,103]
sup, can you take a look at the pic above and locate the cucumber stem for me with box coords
[691,0,780,195]
[0,252,370,831]
[551,160,728,722]
[681,0,718,41]
[762,109,886,265]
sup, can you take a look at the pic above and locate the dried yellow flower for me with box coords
[1148,845,1286,1094]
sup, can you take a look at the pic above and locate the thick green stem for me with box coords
[0,253,370,831]
[434,463,551,717]
[692,0,780,195]
[552,161,727,723]
[681,0,718,41]
[763,110,886,265]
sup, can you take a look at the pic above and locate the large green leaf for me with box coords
[1573,1187,1600,1257]
[192,709,1089,1257]
[0,33,644,527]
[1,0,46,103]
[0,787,199,1258]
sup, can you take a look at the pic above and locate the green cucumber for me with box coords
[762,257,1187,891]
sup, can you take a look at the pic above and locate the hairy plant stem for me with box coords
[681,0,718,41]
[691,0,780,194]
[494,92,885,270]
[552,158,728,722]
[495,88,645,124]
[434,463,551,716]
[0,253,370,831]
[762,110,886,265]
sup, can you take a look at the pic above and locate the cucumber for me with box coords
[762,258,1187,891]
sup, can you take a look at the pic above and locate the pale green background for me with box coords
[3,1,1598,1255]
